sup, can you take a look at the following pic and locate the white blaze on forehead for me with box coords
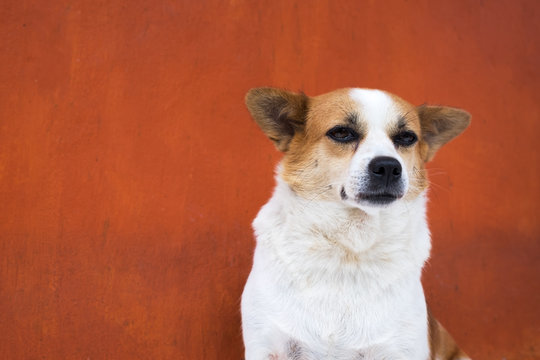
[349,89,395,129]
[346,88,405,187]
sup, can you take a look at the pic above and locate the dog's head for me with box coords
[246,88,470,212]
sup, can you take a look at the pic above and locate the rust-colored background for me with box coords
[1,0,538,359]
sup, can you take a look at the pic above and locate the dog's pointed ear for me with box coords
[245,87,309,152]
[417,105,471,162]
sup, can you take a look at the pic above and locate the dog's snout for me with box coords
[368,156,402,186]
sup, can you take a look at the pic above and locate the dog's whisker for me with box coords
[424,179,450,193]
[297,182,342,211]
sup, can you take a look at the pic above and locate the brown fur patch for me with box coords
[428,309,471,360]
[282,89,366,198]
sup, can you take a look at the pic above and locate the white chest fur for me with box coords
[242,177,432,359]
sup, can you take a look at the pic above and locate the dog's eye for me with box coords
[326,126,359,143]
[392,131,418,147]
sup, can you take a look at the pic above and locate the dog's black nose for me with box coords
[368,156,402,187]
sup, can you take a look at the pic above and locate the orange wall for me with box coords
[0,1,538,359]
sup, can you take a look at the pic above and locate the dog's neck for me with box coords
[253,173,432,294]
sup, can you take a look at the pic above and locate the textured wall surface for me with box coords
[0,0,538,359]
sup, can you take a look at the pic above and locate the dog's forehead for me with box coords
[309,88,417,130]
[350,89,397,128]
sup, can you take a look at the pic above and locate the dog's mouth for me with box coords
[340,186,404,206]
[355,192,402,205]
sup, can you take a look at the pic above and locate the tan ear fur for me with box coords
[245,88,309,152]
[417,105,471,162]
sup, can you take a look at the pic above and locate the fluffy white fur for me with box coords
[242,171,431,359]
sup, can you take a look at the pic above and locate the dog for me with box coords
[241,87,471,360]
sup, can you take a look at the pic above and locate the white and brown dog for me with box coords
[241,87,471,360]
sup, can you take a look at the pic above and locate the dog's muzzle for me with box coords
[355,156,405,205]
